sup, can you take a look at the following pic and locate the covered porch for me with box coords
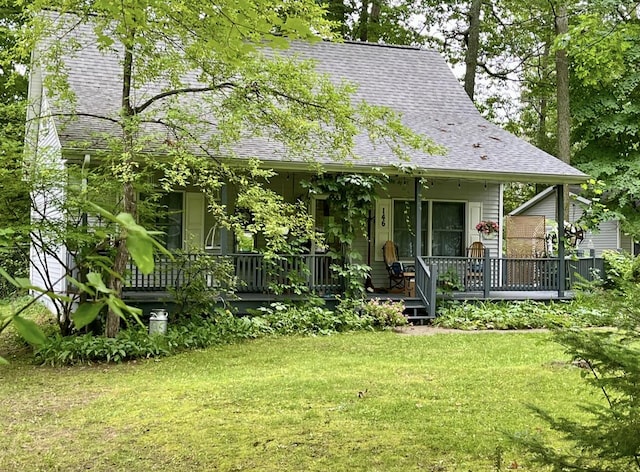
[123,245,602,320]
[131,167,604,322]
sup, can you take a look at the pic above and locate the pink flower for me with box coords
[476,220,499,234]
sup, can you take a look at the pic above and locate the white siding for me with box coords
[519,192,623,257]
[28,91,69,314]
[521,193,559,220]
[619,230,634,254]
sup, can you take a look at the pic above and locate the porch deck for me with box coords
[379,290,574,302]
[124,285,577,324]
[123,252,600,319]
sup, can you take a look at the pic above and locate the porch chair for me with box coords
[466,241,485,290]
[382,240,414,290]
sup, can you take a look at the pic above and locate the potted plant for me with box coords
[476,220,499,239]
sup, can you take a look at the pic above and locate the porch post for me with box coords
[220,183,229,256]
[483,247,490,297]
[556,184,566,297]
[415,177,422,262]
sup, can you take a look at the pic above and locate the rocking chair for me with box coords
[383,240,414,290]
[466,241,485,290]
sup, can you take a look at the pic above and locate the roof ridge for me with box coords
[328,39,425,52]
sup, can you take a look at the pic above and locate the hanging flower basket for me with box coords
[476,220,499,239]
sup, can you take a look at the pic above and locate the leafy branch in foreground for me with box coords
[517,266,640,471]
[0,207,168,363]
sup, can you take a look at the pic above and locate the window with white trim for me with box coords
[392,200,465,257]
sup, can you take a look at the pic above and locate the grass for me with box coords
[0,330,599,471]
[0,297,54,361]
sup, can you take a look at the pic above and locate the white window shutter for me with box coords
[467,201,483,247]
[375,199,391,261]
[185,192,205,249]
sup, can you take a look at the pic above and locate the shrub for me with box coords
[251,299,371,336]
[0,297,57,358]
[36,298,403,365]
[434,299,617,330]
[0,230,28,299]
[601,250,638,290]
[168,250,237,320]
[36,330,172,365]
[33,294,413,366]
[35,310,269,366]
[359,298,407,328]
[518,281,640,471]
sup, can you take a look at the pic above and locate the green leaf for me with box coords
[13,315,47,346]
[126,232,155,274]
[0,267,18,287]
[65,276,96,296]
[0,355,8,365]
[72,301,105,329]
[14,277,34,289]
[86,272,111,294]
[106,295,125,319]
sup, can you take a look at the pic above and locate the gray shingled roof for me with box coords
[41,23,586,184]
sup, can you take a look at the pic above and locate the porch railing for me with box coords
[423,252,603,295]
[125,253,342,295]
[415,258,438,318]
[123,251,604,301]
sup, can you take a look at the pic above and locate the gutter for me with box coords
[61,146,588,186]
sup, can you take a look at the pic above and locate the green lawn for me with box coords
[0,331,598,471]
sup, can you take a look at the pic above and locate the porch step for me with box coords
[402,297,434,322]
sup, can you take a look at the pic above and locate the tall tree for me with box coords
[463,0,482,100]
[553,1,571,219]
[0,1,30,294]
[21,1,436,337]
[321,0,430,45]
[568,1,640,236]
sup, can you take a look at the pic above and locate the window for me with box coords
[314,198,339,253]
[431,202,464,256]
[141,192,184,250]
[393,201,429,258]
[392,200,465,257]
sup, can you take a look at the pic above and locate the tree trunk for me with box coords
[555,3,571,220]
[358,0,370,41]
[536,41,551,151]
[464,0,482,100]
[368,0,381,42]
[106,35,136,338]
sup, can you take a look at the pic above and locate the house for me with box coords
[509,186,635,257]
[26,17,587,318]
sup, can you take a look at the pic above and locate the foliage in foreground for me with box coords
[517,257,640,470]
[434,298,617,331]
[34,298,407,366]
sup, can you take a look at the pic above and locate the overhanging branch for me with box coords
[132,83,237,115]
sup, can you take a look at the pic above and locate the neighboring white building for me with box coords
[509,186,634,257]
